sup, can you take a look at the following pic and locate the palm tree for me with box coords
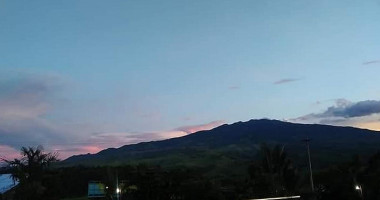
[248,144,298,197]
[2,145,58,200]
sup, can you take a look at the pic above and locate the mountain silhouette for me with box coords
[62,119,380,171]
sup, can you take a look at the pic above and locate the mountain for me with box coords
[62,119,380,173]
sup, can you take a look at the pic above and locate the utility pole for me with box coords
[302,138,314,192]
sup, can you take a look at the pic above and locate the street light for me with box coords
[355,185,363,199]
[116,171,120,200]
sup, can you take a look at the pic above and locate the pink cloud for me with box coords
[50,131,165,159]
[0,73,228,160]
[51,145,104,159]
[157,130,188,139]
[0,145,22,161]
[0,119,227,160]
[175,120,226,134]
[50,120,226,159]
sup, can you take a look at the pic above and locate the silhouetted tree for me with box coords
[247,144,298,198]
[3,146,58,200]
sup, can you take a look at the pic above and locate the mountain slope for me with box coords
[62,119,380,170]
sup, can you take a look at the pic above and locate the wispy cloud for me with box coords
[182,117,192,121]
[228,86,240,90]
[363,60,380,65]
[273,78,300,85]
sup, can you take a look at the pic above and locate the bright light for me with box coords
[116,188,120,193]
[105,186,108,189]
[249,196,301,200]
[355,185,361,190]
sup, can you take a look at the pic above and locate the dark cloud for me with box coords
[316,100,380,118]
[363,60,380,65]
[273,78,300,85]
[291,99,380,130]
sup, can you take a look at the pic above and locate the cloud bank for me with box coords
[0,75,68,150]
[0,74,226,159]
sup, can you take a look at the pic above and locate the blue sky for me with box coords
[1,0,380,158]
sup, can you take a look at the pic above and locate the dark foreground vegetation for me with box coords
[3,144,380,200]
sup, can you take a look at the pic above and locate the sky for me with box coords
[1,0,380,159]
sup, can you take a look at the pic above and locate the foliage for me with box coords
[243,144,299,199]
[2,146,59,200]
[7,142,380,200]
[313,152,380,199]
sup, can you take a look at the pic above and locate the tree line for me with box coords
[2,144,380,200]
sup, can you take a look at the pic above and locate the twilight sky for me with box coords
[1,0,380,159]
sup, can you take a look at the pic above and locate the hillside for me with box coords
[62,119,380,173]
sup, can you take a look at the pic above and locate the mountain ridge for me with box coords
[62,119,380,169]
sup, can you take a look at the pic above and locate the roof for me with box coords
[0,174,18,194]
